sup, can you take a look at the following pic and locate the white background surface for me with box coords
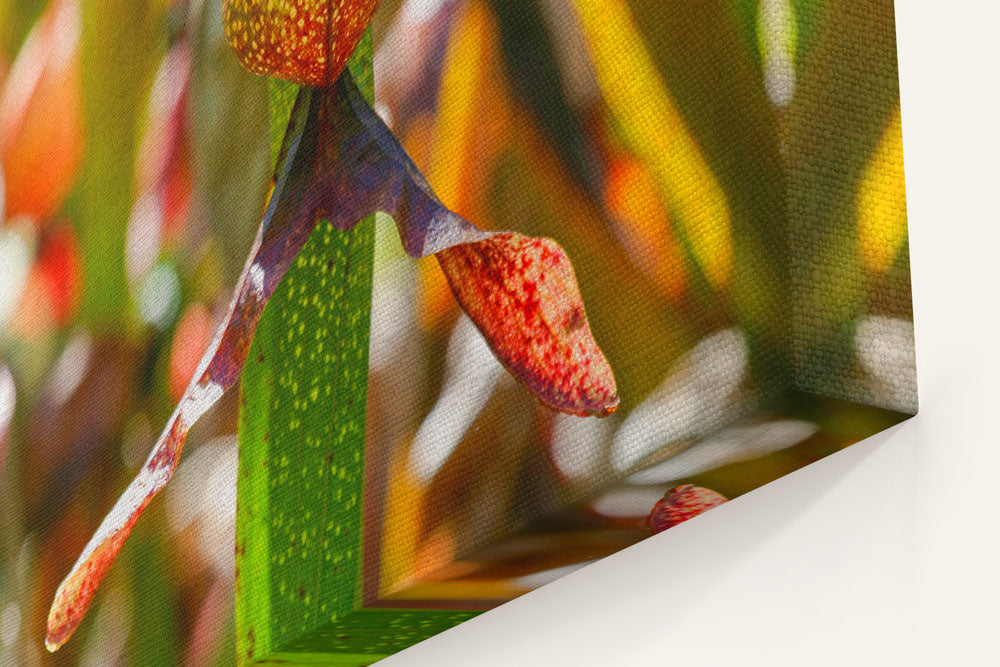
[383,2,1000,665]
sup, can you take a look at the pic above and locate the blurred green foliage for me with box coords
[75,0,161,331]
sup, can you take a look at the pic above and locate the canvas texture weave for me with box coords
[0,0,913,664]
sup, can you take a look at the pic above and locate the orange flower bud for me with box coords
[437,233,618,417]
[222,0,381,86]
[647,484,727,533]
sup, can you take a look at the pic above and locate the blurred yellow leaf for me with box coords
[856,104,906,275]
[571,0,733,290]
[378,447,425,596]
[400,112,435,174]
[416,256,455,332]
[604,154,688,302]
[427,0,510,225]
[418,0,512,331]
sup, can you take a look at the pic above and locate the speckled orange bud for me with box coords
[222,0,381,86]
[437,233,619,417]
[647,485,727,533]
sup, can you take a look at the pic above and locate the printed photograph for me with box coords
[0,0,914,664]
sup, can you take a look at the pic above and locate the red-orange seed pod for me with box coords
[647,485,727,533]
[222,0,382,86]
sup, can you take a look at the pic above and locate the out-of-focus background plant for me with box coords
[0,0,913,664]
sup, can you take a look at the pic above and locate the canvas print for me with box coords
[0,0,914,664]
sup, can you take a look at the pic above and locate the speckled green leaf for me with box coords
[234,32,488,664]
[269,609,481,663]
[235,34,377,665]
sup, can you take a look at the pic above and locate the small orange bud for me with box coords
[222,0,381,86]
[437,233,619,417]
[647,484,727,533]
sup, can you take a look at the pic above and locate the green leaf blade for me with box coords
[235,33,376,665]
